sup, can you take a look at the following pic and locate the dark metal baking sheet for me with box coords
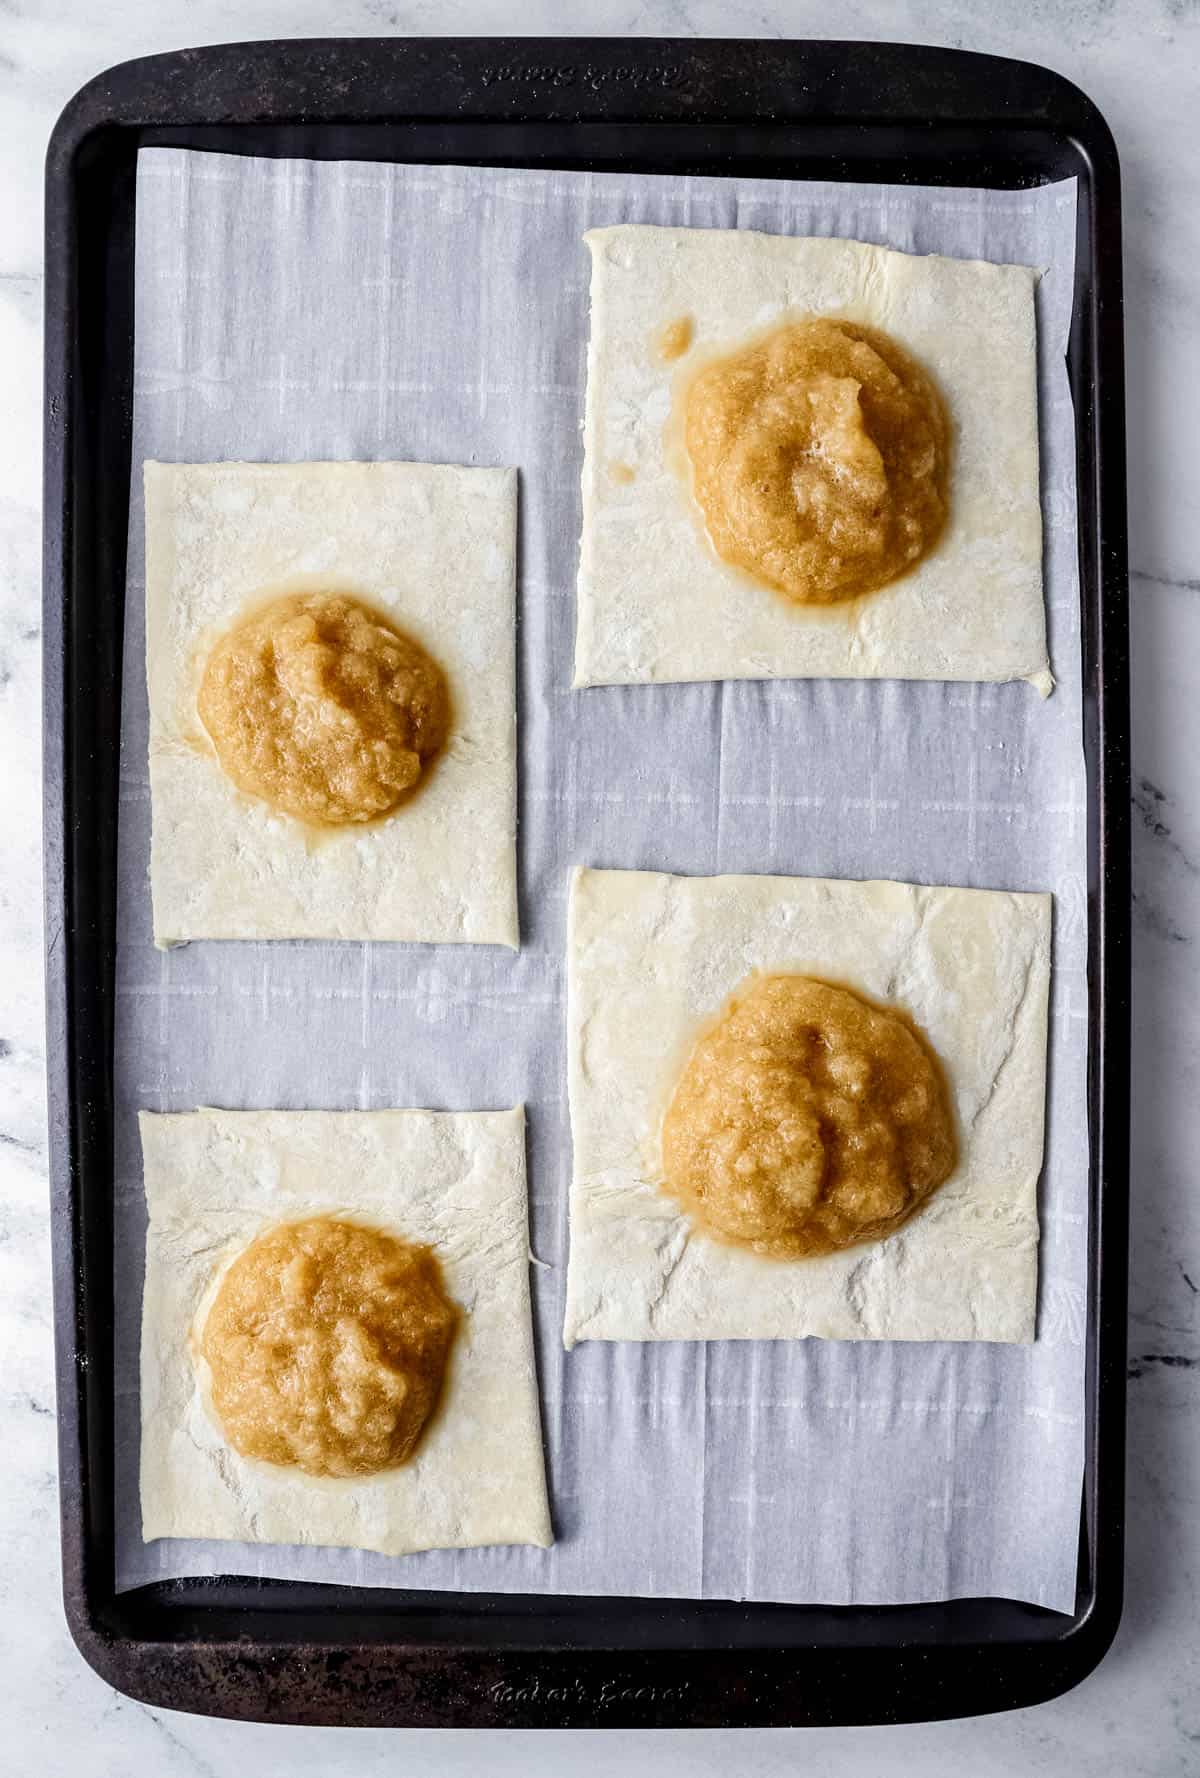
[42,36,1129,1728]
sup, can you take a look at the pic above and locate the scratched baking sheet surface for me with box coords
[114,151,1086,1610]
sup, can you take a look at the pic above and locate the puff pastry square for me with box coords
[144,459,518,946]
[140,1106,552,1558]
[564,868,1051,1347]
[575,227,1049,692]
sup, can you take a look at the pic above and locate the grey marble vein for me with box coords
[1133,568,1200,593]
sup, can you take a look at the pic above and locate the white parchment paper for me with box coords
[114,150,1087,1611]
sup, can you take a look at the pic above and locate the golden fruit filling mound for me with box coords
[662,973,957,1259]
[198,591,449,826]
[682,318,949,605]
[200,1217,458,1477]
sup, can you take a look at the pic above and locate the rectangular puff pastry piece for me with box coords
[139,1106,553,1558]
[144,459,518,946]
[575,227,1050,692]
[564,868,1051,1347]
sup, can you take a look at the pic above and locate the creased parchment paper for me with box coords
[114,151,1087,1611]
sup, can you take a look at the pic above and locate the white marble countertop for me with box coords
[1,2,1195,1773]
